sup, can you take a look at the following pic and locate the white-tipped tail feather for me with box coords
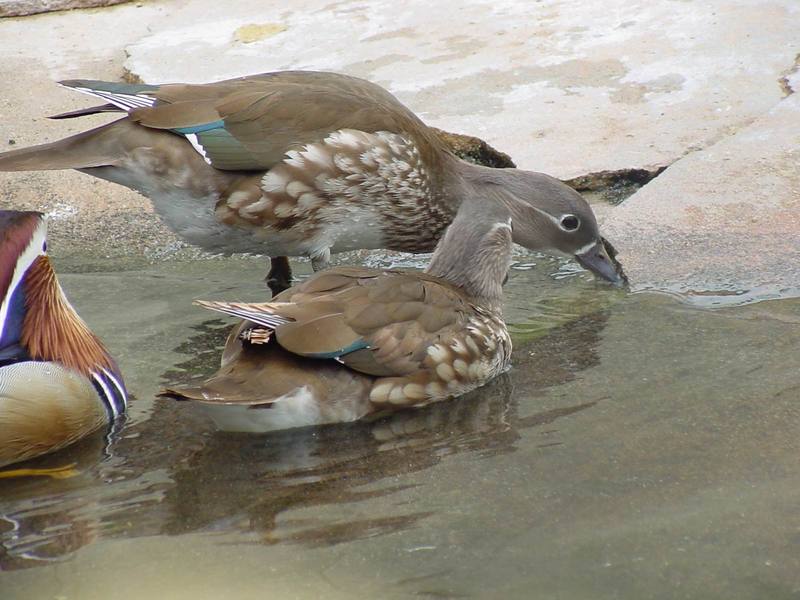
[194,300,293,329]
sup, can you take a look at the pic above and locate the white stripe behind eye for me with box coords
[526,203,562,227]
[0,220,46,341]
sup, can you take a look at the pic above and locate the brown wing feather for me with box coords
[197,266,470,378]
[132,72,446,169]
[276,312,362,357]
[277,269,469,376]
[129,99,223,130]
[160,342,372,408]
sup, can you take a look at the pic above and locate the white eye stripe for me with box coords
[0,219,47,340]
[525,203,562,226]
[527,204,582,232]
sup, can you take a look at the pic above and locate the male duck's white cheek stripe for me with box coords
[0,221,46,341]
[184,133,213,165]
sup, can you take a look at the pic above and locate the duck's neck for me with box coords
[425,190,512,311]
[21,256,118,378]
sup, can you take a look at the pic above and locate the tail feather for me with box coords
[0,121,127,171]
[194,300,293,329]
[59,79,160,96]
[49,104,120,120]
[59,80,159,112]
[0,79,163,172]
[159,385,207,402]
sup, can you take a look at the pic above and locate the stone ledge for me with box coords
[0,0,130,18]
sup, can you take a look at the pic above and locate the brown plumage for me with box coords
[0,71,625,289]
[21,256,117,378]
[161,196,513,431]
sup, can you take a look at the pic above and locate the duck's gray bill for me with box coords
[575,240,626,287]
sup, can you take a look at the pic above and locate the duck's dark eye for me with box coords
[42,241,47,252]
[560,215,580,231]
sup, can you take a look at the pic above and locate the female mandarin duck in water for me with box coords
[0,71,624,293]
[0,211,126,468]
[160,195,516,432]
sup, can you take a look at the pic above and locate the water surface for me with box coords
[1,254,799,599]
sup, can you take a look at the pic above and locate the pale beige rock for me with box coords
[122,0,800,178]
[0,0,130,17]
[602,93,800,304]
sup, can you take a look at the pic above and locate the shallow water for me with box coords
[1,253,799,599]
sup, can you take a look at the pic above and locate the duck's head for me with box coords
[0,210,126,417]
[461,166,626,286]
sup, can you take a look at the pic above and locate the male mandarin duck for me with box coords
[0,211,126,468]
[0,71,624,292]
[160,194,515,432]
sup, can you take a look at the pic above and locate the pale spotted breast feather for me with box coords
[220,129,453,252]
[368,310,511,407]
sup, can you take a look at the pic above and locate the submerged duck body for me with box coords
[0,71,623,286]
[161,197,514,432]
[0,211,126,467]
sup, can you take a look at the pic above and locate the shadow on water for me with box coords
[0,307,610,569]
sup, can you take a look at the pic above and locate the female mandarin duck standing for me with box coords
[0,71,623,292]
[160,194,514,432]
[0,211,126,468]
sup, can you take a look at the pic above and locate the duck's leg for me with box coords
[266,256,292,296]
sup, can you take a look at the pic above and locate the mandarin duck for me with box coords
[160,193,515,431]
[0,211,126,468]
[0,71,623,293]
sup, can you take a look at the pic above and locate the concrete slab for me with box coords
[603,93,800,304]
[122,0,800,177]
[0,0,129,17]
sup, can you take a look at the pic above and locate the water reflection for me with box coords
[0,308,609,569]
